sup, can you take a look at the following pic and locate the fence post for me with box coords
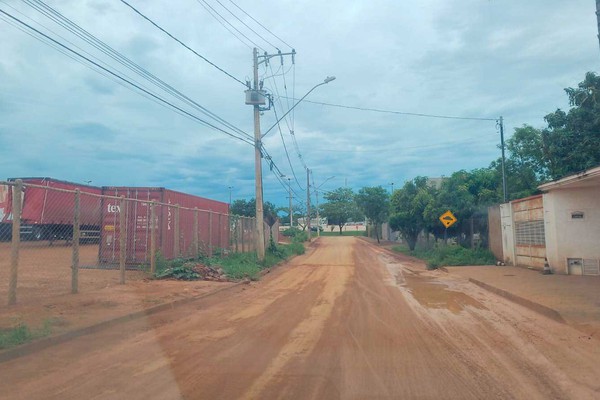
[174,204,180,258]
[208,210,213,257]
[119,196,126,284]
[8,179,22,305]
[193,208,199,257]
[218,213,222,251]
[150,201,156,274]
[240,217,245,252]
[71,189,80,294]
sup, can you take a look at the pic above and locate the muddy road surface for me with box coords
[1,237,599,399]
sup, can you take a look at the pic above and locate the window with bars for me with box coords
[515,220,545,246]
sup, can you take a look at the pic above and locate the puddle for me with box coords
[403,275,487,314]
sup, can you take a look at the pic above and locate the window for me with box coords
[515,220,545,246]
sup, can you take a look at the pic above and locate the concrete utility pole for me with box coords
[288,178,293,227]
[252,48,266,261]
[499,116,508,203]
[306,168,311,241]
[315,189,320,237]
[247,48,298,260]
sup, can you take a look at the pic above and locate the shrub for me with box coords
[155,262,200,280]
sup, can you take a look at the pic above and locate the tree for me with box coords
[230,198,278,222]
[541,72,600,179]
[390,177,433,250]
[230,199,255,217]
[319,187,356,234]
[355,186,389,243]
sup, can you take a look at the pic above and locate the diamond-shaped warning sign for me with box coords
[439,210,457,228]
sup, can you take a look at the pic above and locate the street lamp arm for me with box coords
[262,76,336,138]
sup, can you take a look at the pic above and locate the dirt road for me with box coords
[1,237,599,399]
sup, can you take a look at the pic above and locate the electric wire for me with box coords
[277,97,497,121]
[226,0,293,49]
[0,2,206,125]
[196,0,263,51]
[273,105,305,191]
[23,0,252,141]
[119,0,246,87]
[0,8,254,146]
[212,0,277,50]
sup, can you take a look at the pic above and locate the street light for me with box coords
[314,176,335,237]
[228,186,233,206]
[262,76,336,138]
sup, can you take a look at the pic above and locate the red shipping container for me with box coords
[3,178,102,241]
[99,187,229,265]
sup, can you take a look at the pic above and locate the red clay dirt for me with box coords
[1,237,599,399]
[0,242,234,335]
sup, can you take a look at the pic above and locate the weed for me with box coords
[0,319,54,350]
[393,243,496,269]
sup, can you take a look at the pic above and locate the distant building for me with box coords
[427,177,445,189]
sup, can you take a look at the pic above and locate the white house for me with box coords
[539,166,600,275]
[497,166,600,275]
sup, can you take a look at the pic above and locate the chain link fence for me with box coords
[0,179,272,307]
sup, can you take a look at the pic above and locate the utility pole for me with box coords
[596,0,600,50]
[316,189,320,237]
[287,177,293,227]
[252,48,265,261]
[246,48,298,260]
[228,186,233,207]
[499,116,508,203]
[306,168,311,241]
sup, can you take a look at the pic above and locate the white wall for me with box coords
[500,203,515,265]
[543,186,600,274]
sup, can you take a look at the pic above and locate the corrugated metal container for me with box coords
[4,177,102,226]
[99,187,229,265]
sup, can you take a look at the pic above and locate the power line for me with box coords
[119,0,246,87]
[0,8,254,146]
[22,0,252,141]
[227,0,293,49]
[196,0,264,51]
[272,105,305,191]
[212,0,278,49]
[278,96,497,121]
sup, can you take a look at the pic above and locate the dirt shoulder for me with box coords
[447,265,600,333]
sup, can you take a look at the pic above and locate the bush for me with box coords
[282,227,308,242]
[155,262,200,280]
[393,244,496,269]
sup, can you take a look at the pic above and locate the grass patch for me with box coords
[0,319,54,350]
[149,238,306,282]
[320,230,366,236]
[392,243,496,270]
[212,241,304,280]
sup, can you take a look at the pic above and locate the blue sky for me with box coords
[0,0,598,208]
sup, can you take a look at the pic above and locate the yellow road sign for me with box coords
[439,210,457,228]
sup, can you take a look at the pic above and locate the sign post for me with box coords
[439,210,458,243]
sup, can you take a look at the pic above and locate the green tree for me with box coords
[320,187,356,234]
[230,198,278,222]
[542,72,600,179]
[390,177,434,250]
[355,186,389,243]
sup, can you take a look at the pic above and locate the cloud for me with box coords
[0,0,597,207]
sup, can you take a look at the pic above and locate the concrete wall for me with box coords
[488,205,503,261]
[500,203,515,265]
[543,186,600,274]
